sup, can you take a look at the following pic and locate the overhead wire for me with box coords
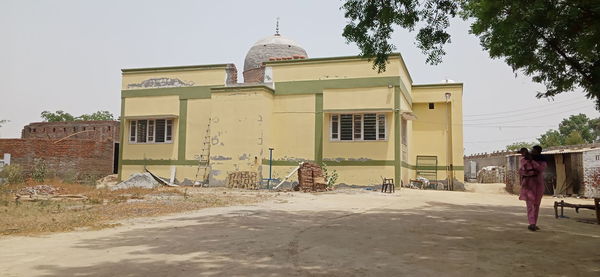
[463,103,593,124]
[464,97,588,117]
[463,101,591,121]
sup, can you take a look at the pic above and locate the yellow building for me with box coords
[118,33,464,189]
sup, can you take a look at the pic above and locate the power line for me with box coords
[464,98,588,117]
[463,101,591,121]
[464,103,593,123]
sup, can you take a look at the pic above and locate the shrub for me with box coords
[321,162,339,188]
[0,164,25,184]
[31,159,47,182]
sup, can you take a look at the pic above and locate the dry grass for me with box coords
[0,179,270,236]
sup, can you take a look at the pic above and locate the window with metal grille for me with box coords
[128,119,174,144]
[330,113,386,141]
[331,115,339,139]
[340,114,353,141]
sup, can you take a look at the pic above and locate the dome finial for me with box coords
[275,17,280,36]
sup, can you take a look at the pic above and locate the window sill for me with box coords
[329,140,389,143]
[128,141,174,145]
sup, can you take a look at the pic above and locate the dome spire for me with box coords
[275,17,280,36]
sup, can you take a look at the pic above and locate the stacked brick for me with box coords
[227,171,259,189]
[295,162,328,192]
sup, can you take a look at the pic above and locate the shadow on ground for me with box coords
[35,201,600,277]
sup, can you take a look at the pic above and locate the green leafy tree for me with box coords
[564,130,585,145]
[342,0,600,107]
[538,129,563,148]
[41,110,115,122]
[77,111,115,121]
[41,110,75,122]
[558,114,594,143]
[589,117,600,142]
[506,141,535,151]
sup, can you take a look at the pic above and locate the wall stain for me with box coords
[323,157,373,162]
[211,155,232,161]
[239,153,250,160]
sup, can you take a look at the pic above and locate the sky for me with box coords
[1,0,598,155]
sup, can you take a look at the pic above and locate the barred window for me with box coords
[129,119,174,143]
[331,115,339,139]
[330,113,386,141]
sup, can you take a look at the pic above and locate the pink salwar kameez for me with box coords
[519,158,547,225]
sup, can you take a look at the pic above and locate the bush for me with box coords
[321,162,339,188]
[31,159,47,182]
[0,164,25,184]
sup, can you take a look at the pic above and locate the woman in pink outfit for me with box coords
[518,146,547,231]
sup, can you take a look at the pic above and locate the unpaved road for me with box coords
[1,186,599,276]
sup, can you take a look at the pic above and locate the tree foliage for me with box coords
[505,141,535,151]
[537,129,563,148]
[342,0,600,107]
[40,110,75,122]
[564,130,585,145]
[536,113,598,148]
[558,114,595,142]
[77,111,115,121]
[41,110,115,122]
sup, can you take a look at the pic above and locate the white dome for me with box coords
[252,35,303,48]
[243,34,308,72]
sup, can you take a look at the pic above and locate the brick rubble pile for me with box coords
[18,185,59,195]
[295,162,328,192]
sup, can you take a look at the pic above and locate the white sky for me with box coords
[1,0,598,155]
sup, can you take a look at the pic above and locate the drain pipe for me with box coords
[267,147,274,189]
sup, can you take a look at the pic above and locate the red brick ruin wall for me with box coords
[0,139,114,178]
[21,121,119,142]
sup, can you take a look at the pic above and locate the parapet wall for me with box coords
[21,121,119,142]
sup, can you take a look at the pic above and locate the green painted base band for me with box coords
[122,160,205,166]
[262,159,395,166]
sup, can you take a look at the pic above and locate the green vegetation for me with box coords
[321,162,339,188]
[0,164,24,184]
[342,0,600,108]
[41,110,115,122]
[506,113,599,150]
[505,142,535,151]
[31,159,48,183]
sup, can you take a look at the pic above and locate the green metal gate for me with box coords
[416,155,438,181]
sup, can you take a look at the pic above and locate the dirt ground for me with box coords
[1,184,599,277]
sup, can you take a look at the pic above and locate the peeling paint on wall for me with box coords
[239,153,250,160]
[211,155,232,161]
[211,136,220,146]
[127,78,194,89]
[323,157,373,162]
